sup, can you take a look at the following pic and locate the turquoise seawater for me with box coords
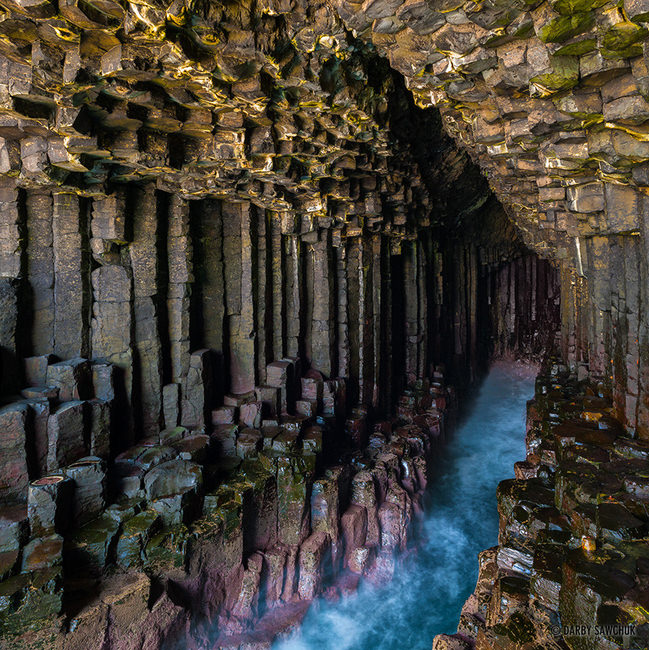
[273,362,535,650]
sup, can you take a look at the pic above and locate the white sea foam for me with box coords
[273,362,535,650]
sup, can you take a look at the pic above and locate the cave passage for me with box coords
[5,0,649,648]
[273,362,535,650]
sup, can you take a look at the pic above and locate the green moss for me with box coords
[531,56,580,93]
[160,426,188,445]
[539,13,595,43]
[122,511,159,541]
[629,9,649,23]
[602,22,648,58]
[69,514,119,547]
[190,514,223,539]
[0,571,62,638]
[554,37,597,56]
[144,524,191,571]
[0,573,30,604]
[512,21,535,40]
[215,480,252,506]
[552,0,608,14]
[240,459,274,492]
[218,500,243,540]
[603,44,644,59]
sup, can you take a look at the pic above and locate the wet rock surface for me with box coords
[437,360,649,650]
[0,357,455,649]
[0,0,648,648]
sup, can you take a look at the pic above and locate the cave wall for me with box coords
[0,8,563,637]
[0,0,558,448]
[330,0,649,436]
[0,0,579,645]
[0,0,644,435]
[0,184,558,460]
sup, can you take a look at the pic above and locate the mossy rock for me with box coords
[218,499,243,540]
[69,514,120,547]
[144,524,191,571]
[539,12,595,43]
[531,56,580,93]
[65,515,120,577]
[159,426,188,445]
[512,21,535,40]
[552,0,608,14]
[201,484,243,539]
[0,573,30,612]
[116,510,161,567]
[240,458,274,492]
[216,480,252,506]
[255,450,276,473]
[554,37,597,56]
[190,514,223,540]
[0,569,62,637]
[0,595,61,637]
[105,499,142,525]
[602,22,648,59]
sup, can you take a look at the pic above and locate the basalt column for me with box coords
[129,185,164,438]
[223,200,256,396]
[331,0,649,437]
[0,0,569,647]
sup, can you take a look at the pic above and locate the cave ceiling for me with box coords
[0,0,647,264]
[0,0,526,263]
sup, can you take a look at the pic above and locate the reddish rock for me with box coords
[310,477,340,540]
[281,545,299,602]
[0,404,32,503]
[240,401,262,428]
[298,532,330,600]
[378,501,403,550]
[341,504,368,564]
[262,545,287,604]
[348,545,374,575]
[213,406,237,425]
